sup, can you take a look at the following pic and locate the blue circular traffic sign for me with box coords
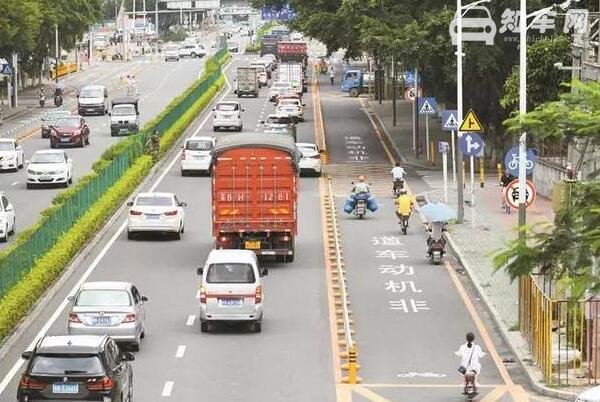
[504,147,536,176]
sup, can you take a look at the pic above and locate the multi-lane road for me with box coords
[0,48,557,401]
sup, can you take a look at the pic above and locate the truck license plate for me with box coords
[219,298,243,307]
[244,241,261,250]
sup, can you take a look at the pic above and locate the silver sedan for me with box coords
[67,281,148,351]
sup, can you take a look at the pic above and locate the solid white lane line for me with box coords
[161,381,174,397]
[175,345,186,358]
[10,181,18,186]
[0,58,235,397]
[186,314,196,326]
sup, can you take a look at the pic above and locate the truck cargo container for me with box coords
[235,67,259,98]
[212,134,299,262]
[278,62,306,94]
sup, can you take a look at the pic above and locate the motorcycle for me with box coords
[53,93,63,107]
[353,192,369,219]
[393,178,404,196]
[463,371,477,401]
[427,238,445,264]
[38,94,45,107]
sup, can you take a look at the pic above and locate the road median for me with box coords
[0,49,231,343]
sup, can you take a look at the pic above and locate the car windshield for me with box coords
[186,140,213,151]
[55,117,80,127]
[273,83,291,88]
[30,153,64,164]
[76,289,131,306]
[0,142,14,151]
[298,145,317,155]
[30,355,104,376]
[279,99,298,106]
[112,105,135,116]
[216,103,238,112]
[43,112,70,122]
[166,44,178,51]
[267,116,292,124]
[80,88,103,98]
[135,195,173,206]
[206,263,256,284]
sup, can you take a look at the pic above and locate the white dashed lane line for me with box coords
[11,181,18,186]
[161,381,174,397]
[186,314,196,327]
[175,345,186,358]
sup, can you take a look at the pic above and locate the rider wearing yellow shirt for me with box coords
[395,188,415,228]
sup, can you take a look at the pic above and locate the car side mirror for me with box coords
[104,94,108,98]
[242,108,246,112]
[258,120,264,124]
[49,125,54,130]
[21,351,32,360]
[350,181,355,185]
[141,296,148,302]
[76,94,79,98]
[180,202,187,207]
[126,201,134,207]
[67,295,75,302]
[302,103,306,107]
[121,352,135,361]
[197,267,203,276]
[261,268,268,277]
[108,112,111,116]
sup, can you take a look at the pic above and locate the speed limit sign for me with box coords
[504,179,536,210]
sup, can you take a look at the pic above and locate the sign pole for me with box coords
[470,154,475,226]
[414,68,419,158]
[443,148,448,203]
[451,130,456,184]
[425,115,430,161]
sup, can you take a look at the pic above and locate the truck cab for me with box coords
[109,97,139,136]
[341,69,364,98]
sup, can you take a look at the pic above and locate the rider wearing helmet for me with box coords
[395,188,415,223]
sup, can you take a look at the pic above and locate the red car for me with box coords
[49,115,90,148]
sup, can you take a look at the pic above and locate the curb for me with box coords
[371,100,579,401]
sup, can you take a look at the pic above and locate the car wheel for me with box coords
[50,142,56,149]
[85,135,90,145]
[26,183,32,189]
[130,342,140,352]
[191,52,197,58]
[174,226,182,240]
[213,126,219,132]
[127,380,133,402]
[9,218,15,235]
[200,320,209,332]
[68,176,73,184]
[140,330,145,339]
[0,225,7,242]
[252,321,262,333]
[349,88,359,97]
[181,169,188,177]
[127,230,135,240]
[79,137,85,147]
[316,169,322,177]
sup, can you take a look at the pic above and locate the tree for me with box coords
[0,0,42,57]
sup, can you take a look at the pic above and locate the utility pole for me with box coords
[456,0,465,223]
[392,57,397,127]
[414,67,420,159]
[55,24,59,83]
[518,0,528,241]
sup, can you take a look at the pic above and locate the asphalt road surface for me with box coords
[0,49,214,248]
[0,54,336,402]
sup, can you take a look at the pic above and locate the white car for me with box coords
[26,150,73,189]
[213,101,244,132]
[577,385,600,402]
[127,192,186,239]
[0,192,15,242]
[196,249,268,333]
[227,40,239,52]
[275,98,304,122]
[249,62,268,86]
[269,82,293,102]
[181,136,216,176]
[296,143,322,177]
[0,138,24,172]
[164,43,180,61]
[179,43,206,58]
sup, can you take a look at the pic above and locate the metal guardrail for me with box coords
[324,177,360,384]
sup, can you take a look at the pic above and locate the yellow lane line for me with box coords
[480,386,509,402]
[353,385,393,402]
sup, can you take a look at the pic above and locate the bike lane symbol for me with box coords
[504,146,536,176]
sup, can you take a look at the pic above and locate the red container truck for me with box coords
[211,134,299,262]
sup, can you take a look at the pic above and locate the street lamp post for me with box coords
[55,24,59,83]
[456,0,490,223]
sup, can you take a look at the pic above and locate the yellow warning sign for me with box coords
[459,109,484,132]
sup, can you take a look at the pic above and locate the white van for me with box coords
[249,62,268,87]
[197,250,267,333]
[77,85,108,116]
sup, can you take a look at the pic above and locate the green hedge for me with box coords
[0,51,230,341]
[245,42,262,53]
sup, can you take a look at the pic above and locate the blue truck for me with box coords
[341,69,374,97]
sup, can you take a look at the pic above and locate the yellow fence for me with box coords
[520,275,600,386]
[50,62,78,80]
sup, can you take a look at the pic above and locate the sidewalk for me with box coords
[368,98,581,400]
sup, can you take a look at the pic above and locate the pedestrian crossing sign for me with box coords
[441,110,459,131]
[418,97,437,115]
[459,109,484,132]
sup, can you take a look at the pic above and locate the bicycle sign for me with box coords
[504,146,536,176]
[504,179,536,210]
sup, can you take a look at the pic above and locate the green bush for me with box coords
[245,42,262,53]
[0,155,153,341]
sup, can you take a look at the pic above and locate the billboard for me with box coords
[261,4,295,21]
[165,0,219,9]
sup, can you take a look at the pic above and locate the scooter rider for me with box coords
[395,188,414,228]
[351,175,370,195]
[391,162,406,194]
[455,332,486,394]
[38,88,46,107]
[426,221,447,254]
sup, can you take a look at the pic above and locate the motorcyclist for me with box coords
[391,162,406,193]
[395,189,414,228]
[426,221,447,253]
[38,88,46,106]
[455,332,486,394]
[351,175,370,195]
[499,168,516,210]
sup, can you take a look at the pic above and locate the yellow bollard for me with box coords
[479,158,485,188]
[348,345,358,384]
[497,163,502,184]
[430,141,436,166]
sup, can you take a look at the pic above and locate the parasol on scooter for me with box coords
[419,202,456,222]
